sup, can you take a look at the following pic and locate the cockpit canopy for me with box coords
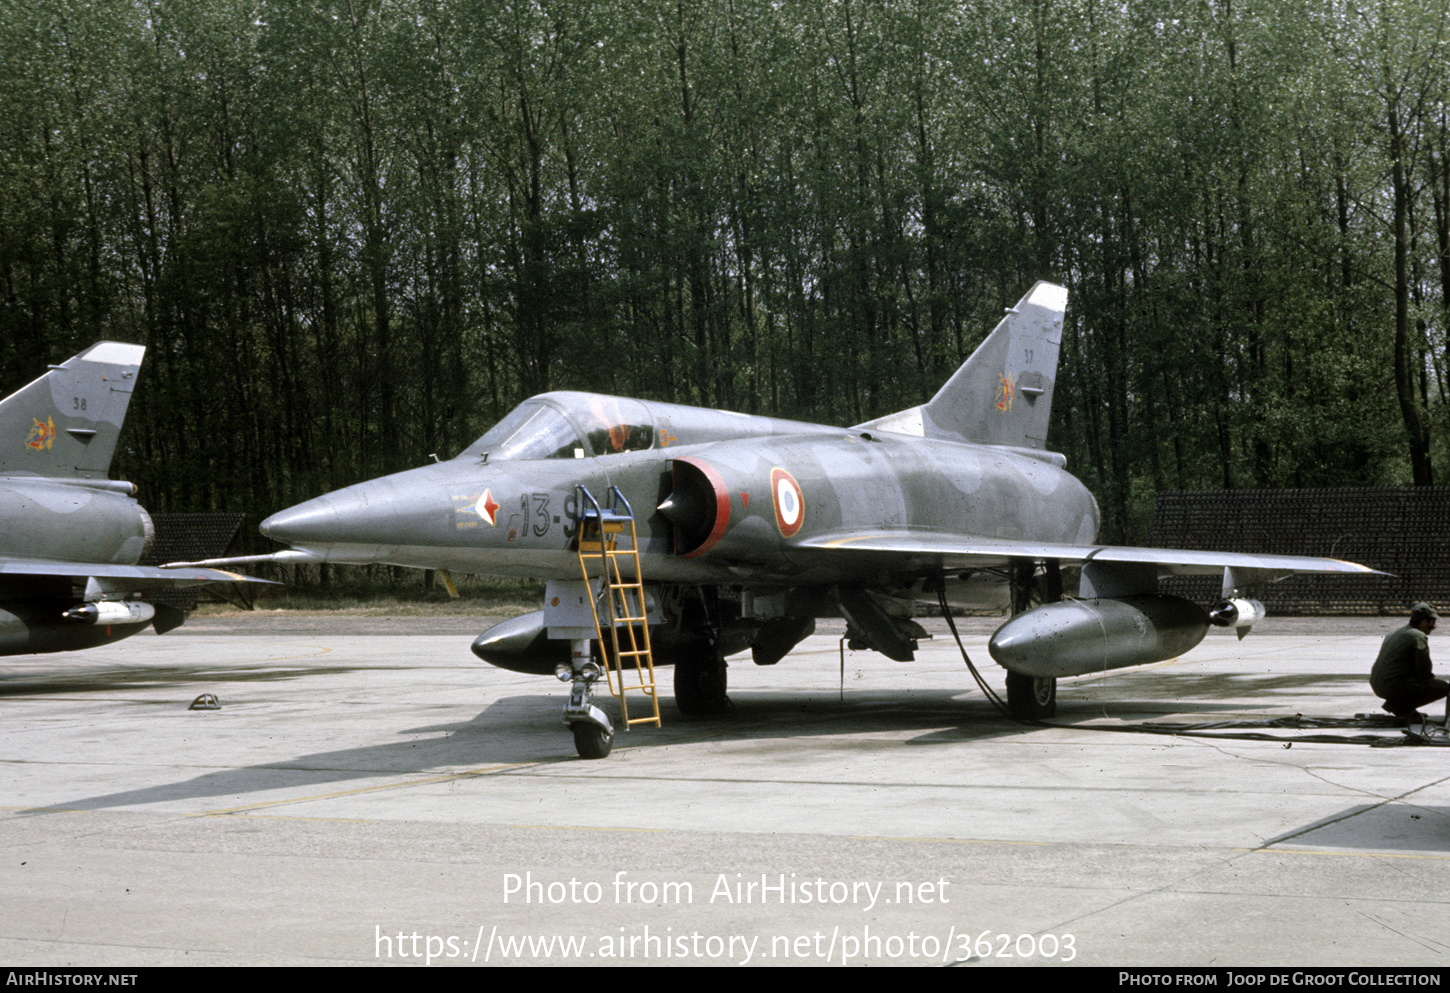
[457,395,654,461]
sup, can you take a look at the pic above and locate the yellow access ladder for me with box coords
[576,486,661,730]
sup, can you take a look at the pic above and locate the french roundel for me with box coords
[770,467,805,537]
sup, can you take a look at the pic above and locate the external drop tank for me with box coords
[987,595,1211,678]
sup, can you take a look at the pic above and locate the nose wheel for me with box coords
[572,721,614,759]
[560,643,616,759]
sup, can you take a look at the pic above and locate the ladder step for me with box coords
[584,510,632,522]
[575,486,659,732]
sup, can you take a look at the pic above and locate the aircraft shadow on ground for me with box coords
[26,682,1331,815]
[1265,803,1450,854]
[0,662,383,697]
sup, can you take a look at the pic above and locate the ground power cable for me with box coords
[935,589,1448,747]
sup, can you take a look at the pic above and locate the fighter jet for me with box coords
[0,342,268,654]
[203,282,1376,757]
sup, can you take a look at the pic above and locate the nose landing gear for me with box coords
[560,644,615,759]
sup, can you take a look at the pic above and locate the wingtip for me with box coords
[1331,559,1391,576]
[211,570,283,584]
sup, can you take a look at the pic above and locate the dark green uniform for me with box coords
[1370,625,1448,717]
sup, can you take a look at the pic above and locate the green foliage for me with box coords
[3,0,1449,544]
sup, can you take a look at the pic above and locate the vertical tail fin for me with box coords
[0,342,146,478]
[857,281,1067,449]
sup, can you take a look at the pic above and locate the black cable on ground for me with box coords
[938,589,1012,718]
[936,590,1449,747]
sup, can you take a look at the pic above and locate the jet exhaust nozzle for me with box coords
[988,594,1210,678]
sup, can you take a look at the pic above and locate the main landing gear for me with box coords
[674,650,729,716]
[1006,672,1057,720]
[1002,558,1059,721]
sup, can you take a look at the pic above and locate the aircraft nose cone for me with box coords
[260,496,346,546]
[259,465,458,552]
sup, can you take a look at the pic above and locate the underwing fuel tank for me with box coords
[0,602,162,655]
[472,611,569,674]
[987,595,1211,678]
[472,610,758,674]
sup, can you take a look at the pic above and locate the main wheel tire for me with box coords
[1006,672,1057,720]
[674,652,729,716]
[572,722,613,759]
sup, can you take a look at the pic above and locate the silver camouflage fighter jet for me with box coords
[191,283,1376,757]
[0,343,267,654]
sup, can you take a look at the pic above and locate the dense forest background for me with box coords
[4,0,1450,546]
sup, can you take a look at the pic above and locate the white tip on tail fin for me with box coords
[856,281,1067,449]
[0,342,146,478]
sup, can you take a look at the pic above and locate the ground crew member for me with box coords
[1371,602,1450,720]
